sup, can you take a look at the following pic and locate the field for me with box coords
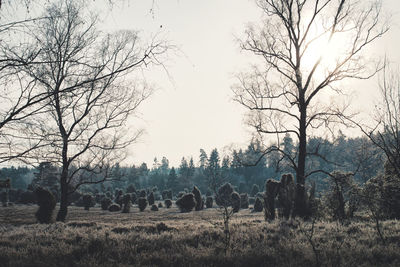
[1,203,400,267]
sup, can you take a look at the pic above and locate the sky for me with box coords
[8,0,400,168]
[95,0,400,168]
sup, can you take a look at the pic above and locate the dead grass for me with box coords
[0,203,399,267]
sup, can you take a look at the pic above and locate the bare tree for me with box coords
[233,0,387,217]
[9,0,168,221]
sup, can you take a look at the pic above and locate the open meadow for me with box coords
[1,203,400,267]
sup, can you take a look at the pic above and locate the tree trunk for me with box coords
[56,175,68,222]
[294,99,308,218]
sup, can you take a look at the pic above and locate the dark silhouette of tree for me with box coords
[233,0,387,217]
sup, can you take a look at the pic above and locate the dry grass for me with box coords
[0,203,400,267]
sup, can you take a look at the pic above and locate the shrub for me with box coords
[206,196,213,208]
[192,186,203,211]
[277,174,295,219]
[122,194,132,213]
[164,199,172,208]
[138,197,148,212]
[126,184,136,193]
[158,202,163,208]
[216,183,234,207]
[101,197,112,210]
[1,191,9,207]
[151,204,159,211]
[108,203,121,212]
[139,190,146,198]
[253,197,263,212]
[162,190,173,200]
[265,179,280,220]
[240,193,249,209]
[251,184,260,197]
[18,190,36,204]
[248,197,255,205]
[176,193,196,212]
[131,192,137,204]
[148,191,155,205]
[176,191,185,199]
[231,192,241,213]
[35,187,56,223]
[82,194,94,211]
[114,190,124,206]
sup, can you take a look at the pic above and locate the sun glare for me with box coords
[301,22,349,81]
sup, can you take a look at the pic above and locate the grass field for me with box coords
[1,203,400,267]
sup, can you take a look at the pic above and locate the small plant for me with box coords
[192,186,203,211]
[240,193,249,209]
[205,196,213,208]
[108,203,121,212]
[148,191,155,205]
[151,204,159,211]
[122,194,132,213]
[164,199,172,208]
[253,197,263,212]
[35,187,56,223]
[82,194,94,211]
[158,202,163,208]
[138,197,148,211]
[101,197,112,210]
[176,193,196,212]
[231,192,240,213]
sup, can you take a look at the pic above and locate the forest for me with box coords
[1,0,400,266]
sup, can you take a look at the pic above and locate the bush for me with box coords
[131,192,137,204]
[192,186,203,211]
[138,197,148,212]
[151,204,159,211]
[101,197,112,210]
[108,203,121,212]
[114,190,124,206]
[35,187,56,224]
[231,192,240,213]
[162,190,173,200]
[240,193,249,209]
[139,190,147,198]
[248,197,255,205]
[253,197,263,212]
[164,199,172,208]
[158,202,163,208]
[82,194,94,211]
[126,184,136,193]
[251,184,260,197]
[176,193,196,212]
[206,196,213,208]
[18,190,36,204]
[216,183,234,207]
[277,174,295,220]
[1,191,9,207]
[122,194,132,213]
[148,192,155,205]
[265,179,280,220]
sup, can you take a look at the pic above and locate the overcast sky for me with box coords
[96,0,400,167]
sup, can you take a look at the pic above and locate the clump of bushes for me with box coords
[176,193,196,212]
[231,192,241,213]
[35,187,56,223]
[164,199,172,208]
[148,192,155,205]
[122,194,132,213]
[82,194,94,211]
[240,193,249,209]
[101,197,112,210]
[151,204,159,211]
[253,197,263,212]
[192,186,203,211]
[108,203,121,212]
[138,197,148,212]
[205,196,213,208]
